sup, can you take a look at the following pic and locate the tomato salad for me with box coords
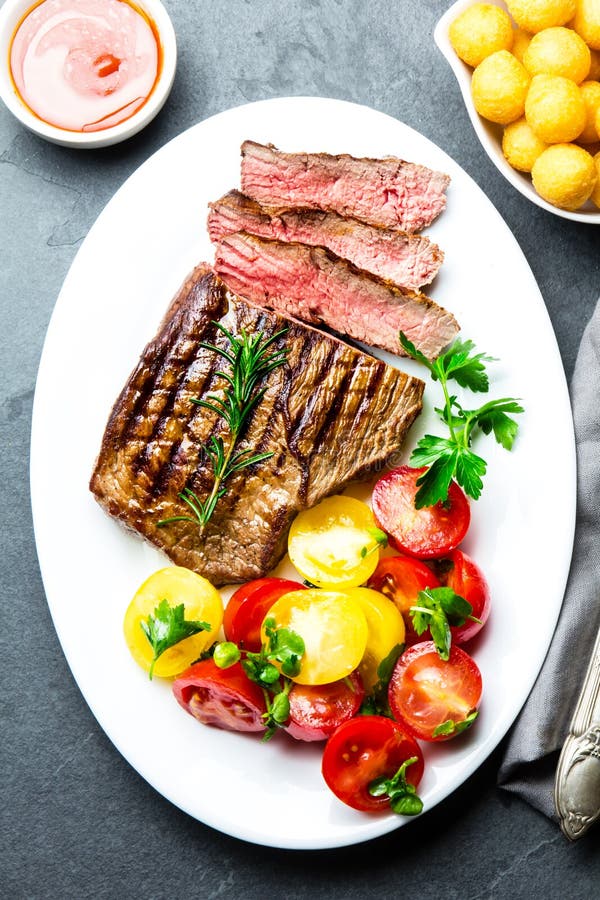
[123,465,490,819]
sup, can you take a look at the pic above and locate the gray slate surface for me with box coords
[2,1,600,897]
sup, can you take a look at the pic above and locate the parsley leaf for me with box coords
[399,332,523,508]
[368,756,424,816]
[140,599,211,680]
[410,587,481,660]
[263,617,305,678]
[432,710,479,738]
[360,643,405,717]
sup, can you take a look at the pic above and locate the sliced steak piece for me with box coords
[90,267,424,587]
[240,141,450,233]
[214,233,458,359]
[207,191,444,290]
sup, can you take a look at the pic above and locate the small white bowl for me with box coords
[434,0,600,224]
[0,0,177,148]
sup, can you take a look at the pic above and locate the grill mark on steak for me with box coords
[90,267,425,586]
[240,141,450,233]
[214,232,459,359]
[311,365,356,454]
[208,190,444,290]
[132,319,223,483]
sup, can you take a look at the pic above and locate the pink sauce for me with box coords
[10,0,160,132]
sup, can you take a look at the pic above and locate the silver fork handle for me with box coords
[555,625,600,840]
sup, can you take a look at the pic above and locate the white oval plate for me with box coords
[435,0,600,225]
[30,97,576,850]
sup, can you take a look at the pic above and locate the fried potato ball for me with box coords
[525,74,586,142]
[573,0,600,51]
[505,0,577,33]
[502,117,549,170]
[512,27,533,61]
[591,151,600,206]
[589,49,600,80]
[579,81,600,143]
[449,4,514,67]
[471,50,530,123]
[523,27,591,83]
[531,143,597,208]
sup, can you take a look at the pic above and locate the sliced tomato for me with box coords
[372,465,470,559]
[172,659,266,733]
[437,550,491,644]
[285,671,365,742]
[367,554,440,644]
[343,587,406,689]
[288,495,382,589]
[321,715,424,812]
[223,577,305,652]
[123,566,223,679]
[263,589,368,686]
[388,641,482,742]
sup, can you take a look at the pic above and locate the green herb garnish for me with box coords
[141,599,211,680]
[360,526,389,559]
[360,642,405,717]
[410,586,481,661]
[368,757,424,816]
[157,324,287,530]
[399,332,524,508]
[213,618,305,741]
[432,710,479,738]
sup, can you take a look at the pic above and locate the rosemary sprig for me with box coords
[158,324,287,530]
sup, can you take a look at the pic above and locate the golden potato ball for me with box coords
[573,0,600,51]
[471,51,530,124]
[579,81,600,142]
[523,27,591,82]
[531,143,597,208]
[591,151,600,206]
[512,27,533,61]
[502,117,549,170]
[449,4,514,67]
[525,74,587,142]
[505,0,577,33]
[596,102,600,138]
[589,49,600,80]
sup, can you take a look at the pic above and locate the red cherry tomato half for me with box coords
[372,465,470,559]
[223,577,306,652]
[322,715,424,812]
[172,659,266,733]
[285,671,365,742]
[368,553,440,644]
[442,550,491,644]
[388,641,482,742]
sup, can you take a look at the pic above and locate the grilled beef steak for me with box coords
[90,267,424,586]
[214,232,459,359]
[240,141,450,233]
[207,191,444,291]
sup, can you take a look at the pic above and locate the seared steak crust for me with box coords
[90,267,424,586]
[241,141,450,233]
[207,191,444,290]
[214,232,459,359]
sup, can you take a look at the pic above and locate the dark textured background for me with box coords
[2,1,600,896]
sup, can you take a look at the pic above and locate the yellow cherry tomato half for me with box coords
[123,567,223,678]
[263,589,368,685]
[288,496,383,589]
[342,587,406,690]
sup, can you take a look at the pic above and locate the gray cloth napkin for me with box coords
[498,298,600,819]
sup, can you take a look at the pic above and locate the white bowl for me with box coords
[434,0,600,224]
[0,0,177,148]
